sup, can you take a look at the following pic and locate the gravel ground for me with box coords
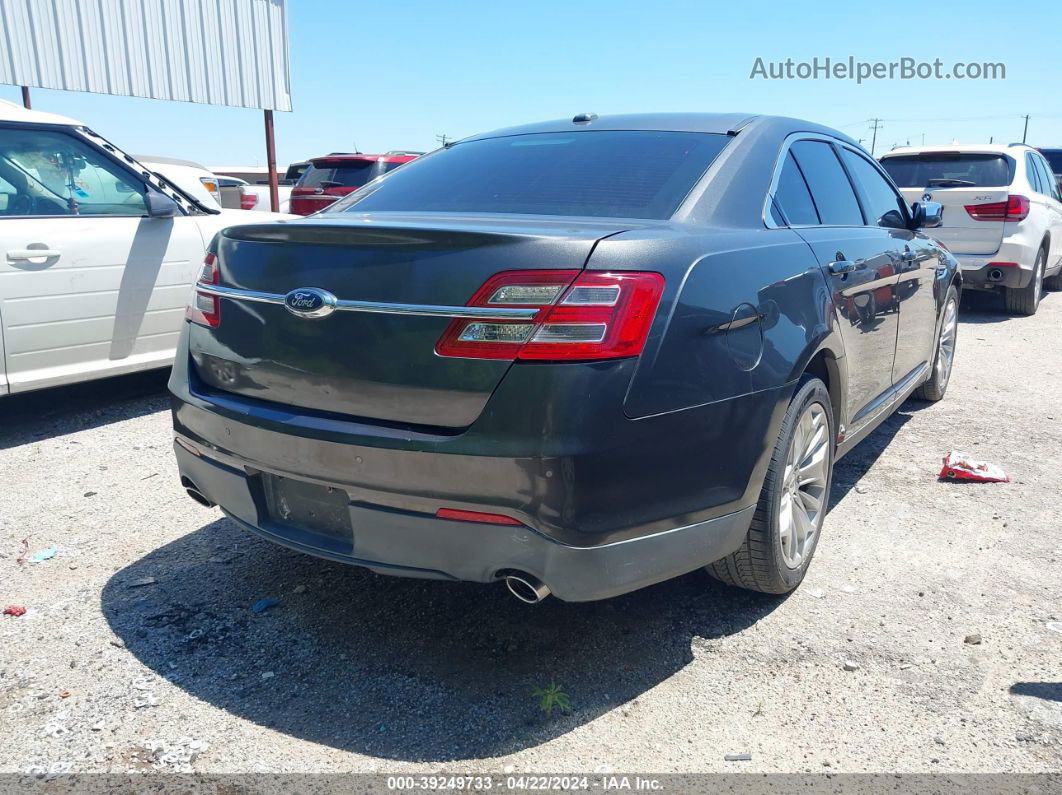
[1,290,1060,779]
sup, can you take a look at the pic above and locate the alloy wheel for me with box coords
[935,295,958,387]
[779,402,829,568]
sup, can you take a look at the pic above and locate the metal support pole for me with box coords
[264,109,279,212]
[21,86,31,109]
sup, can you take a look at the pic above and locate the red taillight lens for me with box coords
[239,188,259,210]
[435,270,665,362]
[435,508,523,526]
[185,252,220,327]
[965,194,1029,222]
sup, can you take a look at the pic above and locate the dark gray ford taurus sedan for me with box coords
[169,113,959,602]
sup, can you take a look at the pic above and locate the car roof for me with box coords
[133,154,209,169]
[309,153,417,164]
[0,98,81,126]
[459,112,857,145]
[881,143,1035,158]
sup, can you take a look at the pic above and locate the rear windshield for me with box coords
[329,131,731,219]
[1042,150,1062,175]
[299,160,400,190]
[880,153,1014,188]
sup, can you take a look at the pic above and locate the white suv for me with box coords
[880,144,1062,315]
[0,100,294,396]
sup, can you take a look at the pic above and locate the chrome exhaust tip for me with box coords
[181,477,215,508]
[504,573,551,604]
[989,268,1003,282]
[185,488,214,507]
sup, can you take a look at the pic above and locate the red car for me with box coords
[289,153,419,215]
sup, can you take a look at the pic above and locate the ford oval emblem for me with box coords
[283,288,337,318]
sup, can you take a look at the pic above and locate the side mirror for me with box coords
[910,200,943,229]
[145,190,181,218]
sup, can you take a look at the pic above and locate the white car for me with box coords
[208,162,308,213]
[880,144,1062,315]
[134,155,224,209]
[0,99,294,395]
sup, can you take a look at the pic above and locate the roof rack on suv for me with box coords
[386,150,425,156]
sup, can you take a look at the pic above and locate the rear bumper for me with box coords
[955,261,1033,290]
[956,239,1037,290]
[174,440,753,601]
[168,328,790,598]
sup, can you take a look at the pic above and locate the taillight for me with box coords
[239,188,259,210]
[436,270,665,362]
[185,252,220,327]
[965,194,1029,222]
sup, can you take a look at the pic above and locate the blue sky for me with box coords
[3,0,1061,167]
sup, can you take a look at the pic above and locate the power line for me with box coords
[436,133,452,147]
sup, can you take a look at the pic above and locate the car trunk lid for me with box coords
[188,214,633,428]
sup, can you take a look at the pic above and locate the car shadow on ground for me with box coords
[1010,683,1062,702]
[102,516,786,762]
[99,377,942,762]
[957,288,1059,323]
[0,369,169,451]
[829,405,914,510]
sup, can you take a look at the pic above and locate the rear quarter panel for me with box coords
[586,225,837,418]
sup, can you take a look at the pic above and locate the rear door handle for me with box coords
[828,259,856,275]
[7,248,62,261]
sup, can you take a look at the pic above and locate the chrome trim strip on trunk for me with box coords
[197,284,541,320]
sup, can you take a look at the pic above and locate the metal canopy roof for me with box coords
[0,0,291,111]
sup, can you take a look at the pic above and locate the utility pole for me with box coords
[436,133,452,147]
[921,133,925,146]
[1021,114,1030,144]
[868,118,883,156]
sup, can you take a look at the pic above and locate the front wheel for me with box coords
[707,378,834,594]
[914,284,959,402]
[1004,247,1045,316]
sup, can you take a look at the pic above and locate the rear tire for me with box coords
[915,285,959,402]
[1004,247,1045,315]
[707,377,833,594]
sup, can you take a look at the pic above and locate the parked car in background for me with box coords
[215,175,248,210]
[881,144,1062,314]
[289,153,418,215]
[171,112,959,603]
[134,155,222,209]
[0,99,294,396]
[210,161,309,213]
[1041,147,1062,192]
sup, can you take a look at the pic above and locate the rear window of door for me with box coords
[880,153,1014,188]
[772,152,819,225]
[330,131,731,220]
[1026,154,1046,194]
[1031,155,1060,201]
[840,148,909,229]
[789,140,863,226]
